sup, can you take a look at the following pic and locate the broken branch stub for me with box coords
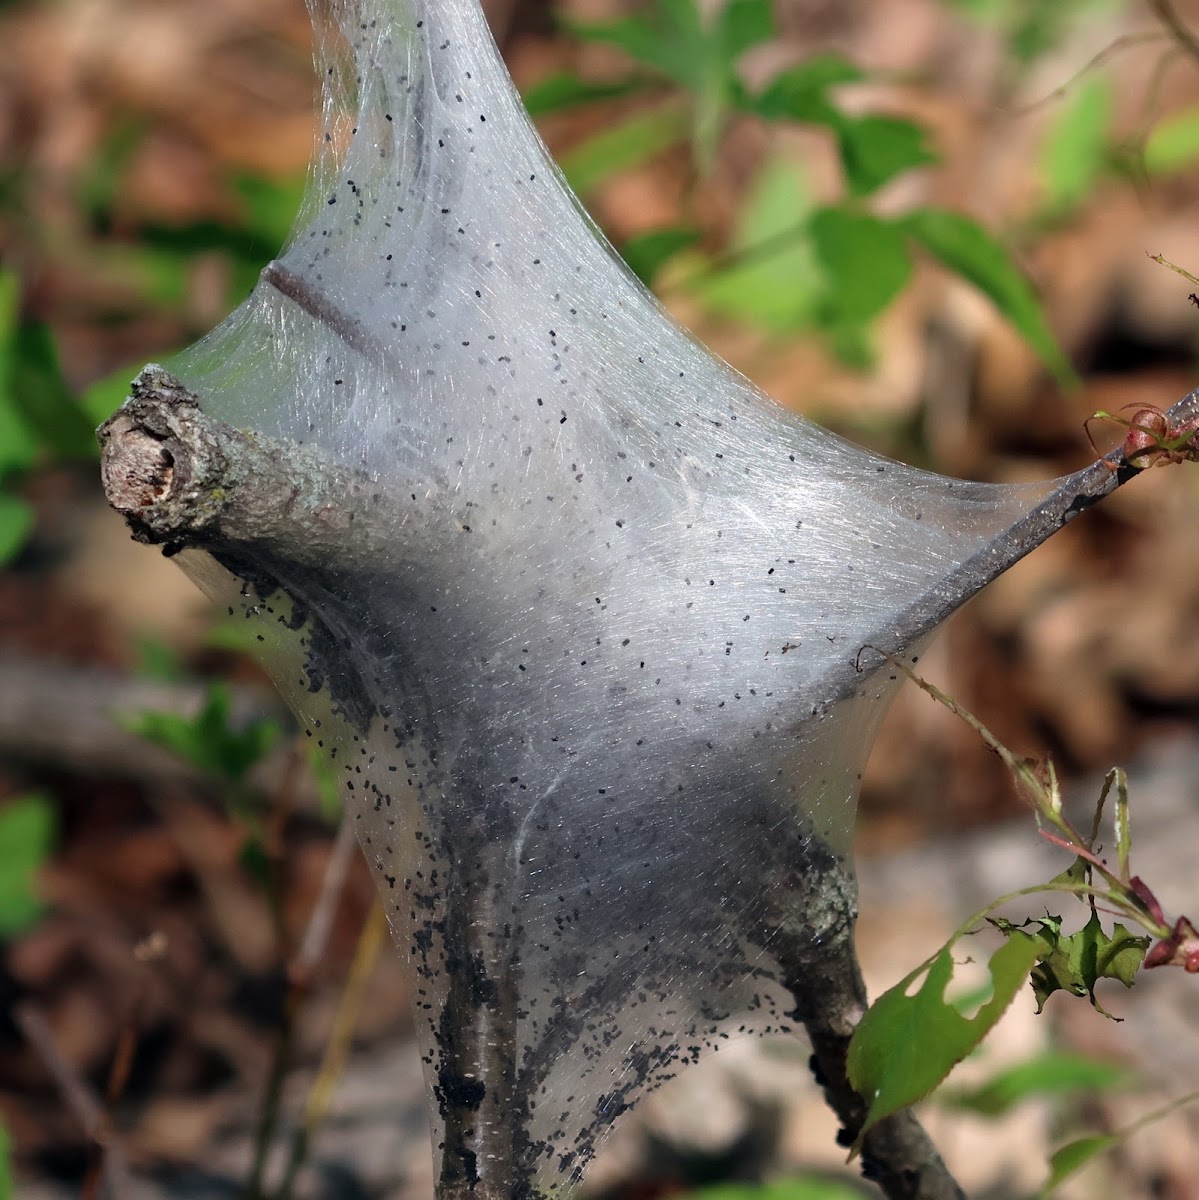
[99,365,397,569]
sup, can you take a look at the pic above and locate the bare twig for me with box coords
[1149,0,1199,67]
[290,810,358,989]
[274,900,388,1200]
[15,1002,137,1200]
[844,383,1199,694]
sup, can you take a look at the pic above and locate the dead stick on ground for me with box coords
[16,1002,137,1200]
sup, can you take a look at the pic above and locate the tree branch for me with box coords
[842,387,1199,692]
[97,368,1198,1200]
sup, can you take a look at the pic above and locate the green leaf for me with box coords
[134,635,187,683]
[123,684,280,783]
[942,1051,1127,1117]
[695,157,821,331]
[0,271,37,478]
[238,832,272,889]
[0,495,33,565]
[693,1175,865,1200]
[1041,1133,1119,1194]
[560,103,689,196]
[77,118,144,225]
[752,56,863,125]
[846,935,1043,1143]
[521,73,643,118]
[901,207,1078,387]
[0,394,36,477]
[1038,75,1111,214]
[1144,105,1199,175]
[0,794,55,937]
[9,322,98,459]
[621,226,701,286]
[231,172,308,256]
[809,207,911,325]
[992,911,1148,1017]
[78,362,141,427]
[836,114,937,197]
[0,1119,11,1200]
[568,15,682,77]
[717,0,775,60]
[1040,1089,1199,1196]
[308,743,343,822]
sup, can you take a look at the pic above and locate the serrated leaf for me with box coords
[0,794,55,937]
[942,1051,1127,1117]
[560,103,689,196]
[994,911,1148,1017]
[901,207,1078,387]
[846,935,1043,1144]
[836,114,937,197]
[621,226,701,286]
[1038,75,1111,214]
[1144,105,1199,175]
[751,56,863,124]
[0,495,33,565]
[522,73,643,119]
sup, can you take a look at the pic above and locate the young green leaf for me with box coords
[621,226,701,286]
[751,56,863,125]
[809,207,911,325]
[0,273,38,478]
[0,495,33,565]
[692,1176,865,1200]
[78,362,145,427]
[10,322,98,459]
[0,1117,12,1200]
[560,103,689,196]
[836,114,937,197]
[1040,1089,1199,1196]
[1041,1132,1119,1195]
[990,911,1149,1018]
[694,157,820,331]
[0,793,55,937]
[123,684,280,783]
[716,0,774,61]
[846,935,1044,1144]
[1037,74,1111,215]
[522,73,644,119]
[308,742,344,822]
[567,13,684,78]
[900,207,1078,387]
[941,1050,1127,1117]
[1143,105,1199,175]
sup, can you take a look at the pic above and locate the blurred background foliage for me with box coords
[5,0,1199,1196]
